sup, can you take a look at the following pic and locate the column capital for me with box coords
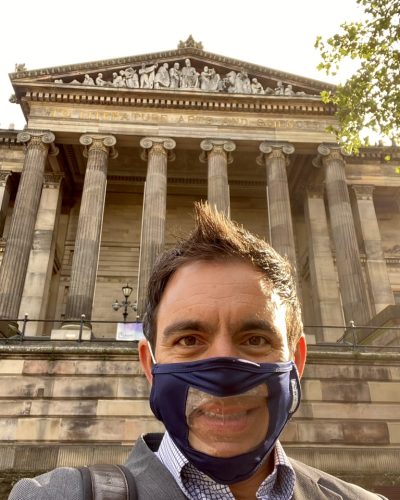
[256,141,294,166]
[17,130,58,156]
[43,173,64,189]
[140,137,176,162]
[199,139,236,164]
[80,134,118,159]
[0,171,12,186]
[312,143,349,168]
[352,184,375,200]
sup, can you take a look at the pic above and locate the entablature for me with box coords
[14,83,335,120]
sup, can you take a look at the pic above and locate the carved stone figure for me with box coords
[208,68,220,91]
[274,81,285,95]
[181,59,199,89]
[200,66,220,92]
[111,70,127,87]
[284,84,295,96]
[237,70,251,94]
[139,63,158,89]
[83,74,95,86]
[125,67,139,88]
[95,73,107,86]
[154,63,170,89]
[251,78,264,94]
[200,66,212,91]
[169,63,181,89]
[224,71,237,93]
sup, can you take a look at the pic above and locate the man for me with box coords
[9,203,384,499]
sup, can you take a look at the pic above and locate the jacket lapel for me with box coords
[292,466,343,499]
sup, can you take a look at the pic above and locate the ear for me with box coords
[293,334,307,378]
[139,339,153,384]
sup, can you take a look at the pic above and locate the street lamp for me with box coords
[112,284,137,322]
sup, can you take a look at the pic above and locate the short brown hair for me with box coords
[143,202,302,351]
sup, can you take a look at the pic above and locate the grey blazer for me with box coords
[8,433,385,499]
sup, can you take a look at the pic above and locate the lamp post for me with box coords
[112,284,137,322]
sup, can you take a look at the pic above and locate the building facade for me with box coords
[0,39,399,496]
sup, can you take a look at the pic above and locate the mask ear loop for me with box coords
[147,341,157,364]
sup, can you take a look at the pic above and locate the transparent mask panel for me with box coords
[185,383,269,458]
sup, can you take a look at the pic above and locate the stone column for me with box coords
[19,174,63,335]
[304,184,344,341]
[0,131,57,336]
[0,171,12,237]
[63,135,117,327]
[137,137,176,317]
[352,185,394,314]
[257,141,297,272]
[199,139,235,217]
[314,144,370,325]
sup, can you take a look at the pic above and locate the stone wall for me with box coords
[0,342,399,498]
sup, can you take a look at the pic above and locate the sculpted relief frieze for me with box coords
[53,58,317,97]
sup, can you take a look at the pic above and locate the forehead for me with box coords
[157,259,282,317]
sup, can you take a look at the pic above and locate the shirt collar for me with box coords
[155,432,296,500]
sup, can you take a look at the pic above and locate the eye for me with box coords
[243,335,270,346]
[176,335,201,347]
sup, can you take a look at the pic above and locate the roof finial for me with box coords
[178,35,203,50]
[14,63,27,73]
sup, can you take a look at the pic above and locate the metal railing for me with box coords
[0,314,144,344]
[0,315,399,352]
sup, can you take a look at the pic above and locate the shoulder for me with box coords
[290,458,386,500]
[8,467,82,500]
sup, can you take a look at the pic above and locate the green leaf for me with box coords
[316,0,400,152]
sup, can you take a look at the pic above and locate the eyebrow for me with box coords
[238,319,279,337]
[161,318,280,339]
[161,320,211,339]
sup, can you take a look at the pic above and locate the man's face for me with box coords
[140,260,305,457]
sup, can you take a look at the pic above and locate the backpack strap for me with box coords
[79,466,93,500]
[78,464,138,500]
[117,465,138,500]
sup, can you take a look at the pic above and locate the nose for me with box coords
[207,332,240,359]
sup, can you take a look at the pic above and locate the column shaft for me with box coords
[352,185,394,314]
[0,131,55,323]
[316,145,370,325]
[137,138,175,316]
[64,135,116,322]
[19,175,63,335]
[304,185,343,341]
[0,171,12,236]
[200,139,235,217]
[259,142,297,272]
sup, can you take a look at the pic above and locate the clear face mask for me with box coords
[150,355,301,484]
[185,383,269,458]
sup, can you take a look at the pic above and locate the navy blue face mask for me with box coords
[150,356,301,484]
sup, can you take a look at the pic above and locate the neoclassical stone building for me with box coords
[0,39,399,496]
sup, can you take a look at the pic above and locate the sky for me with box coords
[0,0,363,130]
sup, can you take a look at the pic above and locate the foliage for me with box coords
[315,0,400,155]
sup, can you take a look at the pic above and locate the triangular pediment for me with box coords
[10,40,334,99]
